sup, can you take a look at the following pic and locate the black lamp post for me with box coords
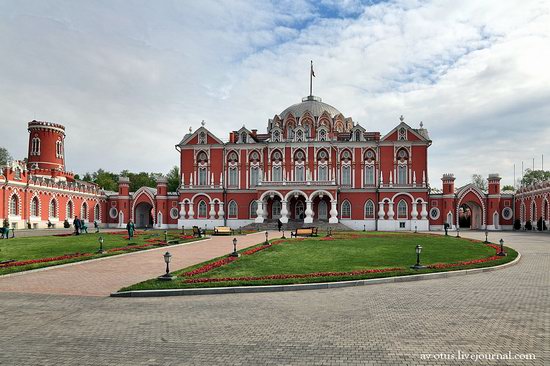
[265,231,269,245]
[328,227,332,237]
[204,224,208,237]
[282,229,286,239]
[410,244,426,269]
[414,225,418,233]
[484,229,489,243]
[456,227,460,238]
[158,251,174,280]
[363,224,366,232]
[230,237,240,257]
[497,238,507,256]
[239,226,242,235]
[97,236,105,254]
[164,230,168,243]
[181,225,185,235]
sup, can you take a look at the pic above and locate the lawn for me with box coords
[0,230,202,275]
[120,232,518,292]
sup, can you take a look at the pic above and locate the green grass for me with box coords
[120,232,518,292]
[0,230,201,275]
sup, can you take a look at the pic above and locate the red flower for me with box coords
[0,252,93,268]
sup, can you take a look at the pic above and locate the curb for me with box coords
[111,251,522,298]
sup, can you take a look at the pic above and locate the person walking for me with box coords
[126,219,135,240]
[73,216,81,235]
[277,218,283,232]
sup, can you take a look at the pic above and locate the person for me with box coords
[277,218,283,232]
[2,219,9,239]
[444,222,449,236]
[47,220,53,228]
[73,216,81,235]
[63,219,70,228]
[126,219,135,240]
[94,220,99,233]
[81,220,88,234]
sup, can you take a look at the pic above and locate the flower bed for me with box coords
[182,256,239,277]
[0,252,92,268]
[427,244,502,269]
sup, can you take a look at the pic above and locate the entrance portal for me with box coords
[459,202,482,229]
[135,202,153,228]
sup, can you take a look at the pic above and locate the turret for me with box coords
[441,173,455,195]
[118,176,130,196]
[488,173,501,195]
[27,121,66,171]
[156,176,168,196]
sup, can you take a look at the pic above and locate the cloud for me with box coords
[0,0,549,187]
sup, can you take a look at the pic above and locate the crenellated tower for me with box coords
[27,120,66,171]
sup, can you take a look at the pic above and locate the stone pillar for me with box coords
[187,201,194,219]
[304,200,313,224]
[217,202,225,219]
[421,202,428,220]
[255,200,264,223]
[179,201,187,219]
[209,202,216,219]
[411,201,418,220]
[262,200,268,220]
[329,200,338,224]
[280,200,289,224]
[378,202,385,220]
[387,202,395,220]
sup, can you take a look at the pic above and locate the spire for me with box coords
[309,60,315,97]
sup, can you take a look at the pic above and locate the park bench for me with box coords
[290,227,318,238]
[213,226,233,235]
[192,226,205,238]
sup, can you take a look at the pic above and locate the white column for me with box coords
[181,173,185,188]
[189,175,193,188]
[280,200,289,223]
[217,202,225,219]
[329,200,338,223]
[387,201,395,220]
[411,201,418,219]
[187,201,194,219]
[209,202,216,219]
[413,171,417,187]
[304,200,313,224]
[179,201,187,219]
[389,171,393,187]
[255,200,264,223]
[378,202,385,220]
[262,200,268,220]
[421,202,428,220]
[210,172,214,188]
[219,173,223,188]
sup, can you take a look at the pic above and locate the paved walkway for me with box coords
[0,231,547,365]
[0,231,280,296]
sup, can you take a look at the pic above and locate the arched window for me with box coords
[9,194,18,216]
[94,204,100,221]
[14,168,21,180]
[228,167,238,187]
[272,200,282,218]
[198,167,208,186]
[31,196,39,217]
[81,202,88,220]
[295,165,305,181]
[49,199,58,218]
[397,165,407,185]
[355,130,361,141]
[364,200,375,219]
[364,165,374,185]
[31,137,41,155]
[228,201,238,219]
[295,129,304,142]
[397,200,408,218]
[532,202,536,221]
[342,165,351,186]
[250,167,259,186]
[66,201,73,219]
[240,132,247,143]
[198,131,206,144]
[341,200,351,219]
[198,201,207,218]
[318,165,328,181]
[250,201,258,218]
[272,130,281,142]
[318,128,327,141]
[272,165,282,181]
[197,151,208,162]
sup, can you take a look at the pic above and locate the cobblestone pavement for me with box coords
[0,231,280,296]
[0,231,547,365]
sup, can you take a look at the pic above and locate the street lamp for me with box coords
[230,237,240,257]
[363,224,366,232]
[204,224,208,237]
[497,238,507,256]
[158,251,174,280]
[164,230,168,243]
[181,225,185,235]
[456,227,460,238]
[414,225,418,234]
[282,229,286,239]
[265,231,269,245]
[239,226,242,235]
[97,236,105,254]
[410,244,426,270]
[484,229,489,243]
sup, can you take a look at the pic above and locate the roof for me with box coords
[279,95,342,118]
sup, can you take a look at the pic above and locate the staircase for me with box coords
[240,220,352,233]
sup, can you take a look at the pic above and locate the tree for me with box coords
[166,166,180,192]
[502,184,515,191]
[471,174,487,191]
[521,169,550,186]
[93,169,118,191]
[0,147,12,166]
[128,172,157,192]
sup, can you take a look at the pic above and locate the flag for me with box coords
[311,63,315,77]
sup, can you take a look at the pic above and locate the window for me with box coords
[81,202,88,220]
[198,201,207,218]
[31,137,41,155]
[287,126,293,139]
[250,201,258,218]
[364,165,374,185]
[198,167,207,185]
[197,151,208,162]
[295,165,305,181]
[228,167,238,187]
[364,200,375,219]
[14,168,21,180]
[250,167,259,186]
[56,140,64,158]
[397,200,407,218]
[318,129,327,141]
[9,194,18,216]
[355,130,361,141]
[272,130,281,142]
[94,204,100,221]
[241,132,247,143]
[398,165,407,185]
[272,201,281,218]
[31,197,39,217]
[66,201,73,219]
[296,130,304,142]
[398,127,407,140]
[228,201,238,218]
[198,132,206,144]
[49,199,58,218]
[429,207,440,219]
[318,165,328,181]
[342,165,351,186]
[272,166,282,181]
[341,200,351,219]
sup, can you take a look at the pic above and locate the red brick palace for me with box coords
[1,95,549,231]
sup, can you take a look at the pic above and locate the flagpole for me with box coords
[309,60,313,97]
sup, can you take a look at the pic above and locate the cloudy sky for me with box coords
[1,0,549,187]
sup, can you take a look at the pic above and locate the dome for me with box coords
[279,96,342,119]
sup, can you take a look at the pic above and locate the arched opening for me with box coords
[31,197,39,217]
[9,194,19,216]
[81,202,88,221]
[66,201,73,219]
[135,202,153,228]
[459,202,483,229]
[493,211,499,229]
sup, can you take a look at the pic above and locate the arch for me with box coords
[227,200,238,219]
[341,200,351,219]
[456,186,486,228]
[308,190,335,202]
[284,190,308,202]
[94,203,101,221]
[531,201,537,221]
[364,200,375,219]
[493,211,499,229]
[249,200,258,219]
[196,150,208,162]
[8,192,20,216]
[446,211,453,227]
[364,149,376,161]
[293,149,306,161]
[270,149,283,161]
[396,147,409,160]
[520,202,526,222]
[81,201,88,221]
[30,195,40,217]
[391,192,419,203]
[135,201,154,228]
[131,187,156,221]
[197,200,208,218]
[340,149,352,161]
[66,200,74,219]
[316,148,329,160]
[544,197,549,220]
[49,196,59,218]
[397,199,408,219]
[157,211,163,227]
[190,192,213,204]
[226,150,239,162]
[259,190,284,201]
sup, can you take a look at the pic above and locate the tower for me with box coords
[27,121,66,171]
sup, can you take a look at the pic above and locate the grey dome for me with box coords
[279,96,342,118]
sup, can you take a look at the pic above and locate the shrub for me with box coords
[525,220,532,230]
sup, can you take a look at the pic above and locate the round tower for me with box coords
[27,120,66,171]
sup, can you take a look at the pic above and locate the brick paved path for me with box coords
[0,231,547,365]
[0,231,281,296]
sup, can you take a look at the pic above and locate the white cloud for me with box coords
[0,0,549,187]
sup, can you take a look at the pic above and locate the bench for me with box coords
[290,227,318,238]
[214,226,233,235]
[192,226,205,238]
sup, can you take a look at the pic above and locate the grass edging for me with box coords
[111,250,521,298]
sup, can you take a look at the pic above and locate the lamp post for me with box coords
[410,244,426,269]
[97,236,105,254]
[265,231,269,245]
[414,225,418,234]
[328,227,332,237]
[158,251,174,280]
[204,224,208,237]
[484,229,489,243]
[456,227,460,238]
[164,230,168,243]
[282,229,286,239]
[181,225,185,235]
[239,226,242,235]
[497,238,507,256]
[230,237,240,257]
[363,224,366,232]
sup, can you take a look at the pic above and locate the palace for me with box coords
[1,94,549,232]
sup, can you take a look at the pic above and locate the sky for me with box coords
[1,0,549,187]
